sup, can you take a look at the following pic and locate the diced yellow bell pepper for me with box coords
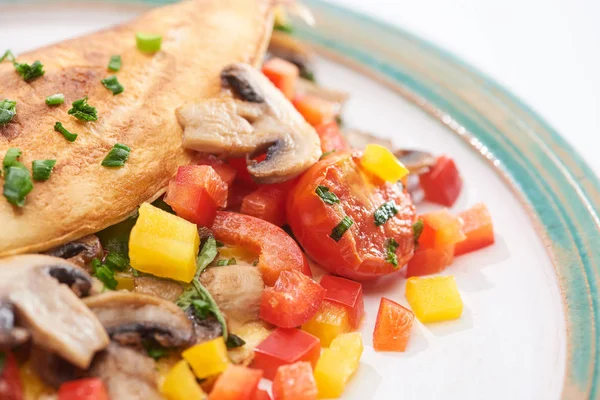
[182,336,229,379]
[129,203,200,282]
[361,144,409,182]
[405,276,463,323]
[20,362,55,400]
[314,332,363,398]
[115,273,135,291]
[302,300,352,347]
[161,360,207,400]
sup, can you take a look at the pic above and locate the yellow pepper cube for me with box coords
[161,360,207,400]
[314,332,363,398]
[115,273,135,291]
[302,300,352,347]
[361,144,409,182]
[129,203,200,282]
[405,276,463,323]
[182,337,229,379]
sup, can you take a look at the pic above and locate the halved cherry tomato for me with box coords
[253,328,320,380]
[208,365,262,400]
[212,212,311,285]
[287,152,416,281]
[195,154,237,187]
[373,297,414,352]
[0,352,23,400]
[174,165,228,208]
[406,244,455,277]
[262,58,299,100]
[293,95,338,127]
[319,275,364,328]
[260,270,325,328]
[315,121,349,153]
[253,390,272,400]
[241,186,287,226]
[228,182,258,212]
[419,156,463,207]
[454,203,495,255]
[272,361,318,400]
[58,378,108,400]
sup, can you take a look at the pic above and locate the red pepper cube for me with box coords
[0,352,23,400]
[315,121,349,153]
[406,244,455,277]
[272,361,318,400]
[418,209,466,249]
[420,156,463,207]
[373,297,415,352]
[58,378,109,400]
[293,95,338,127]
[164,180,218,227]
[455,203,495,255]
[195,154,237,187]
[241,186,287,226]
[175,165,228,208]
[253,390,272,400]
[208,365,263,400]
[319,275,364,328]
[253,328,321,380]
[262,57,299,100]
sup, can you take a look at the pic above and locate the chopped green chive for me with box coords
[274,21,294,34]
[91,258,118,290]
[14,60,44,82]
[68,96,98,122]
[300,69,316,82]
[45,93,64,106]
[316,185,340,205]
[252,260,259,266]
[0,50,15,63]
[3,148,24,173]
[107,55,122,72]
[412,219,424,245]
[2,149,33,207]
[330,216,353,242]
[226,333,246,349]
[101,76,124,95]
[136,33,162,53]
[385,238,399,267]
[104,251,129,271]
[0,100,16,126]
[374,201,398,226]
[216,258,236,266]
[32,160,56,181]
[101,143,130,167]
[319,150,336,160]
[54,122,78,142]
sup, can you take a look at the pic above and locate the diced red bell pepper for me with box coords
[253,328,320,380]
[315,122,349,153]
[406,244,455,277]
[455,203,495,255]
[418,209,466,249]
[241,186,287,226]
[253,390,272,400]
[373,297,415,352]
[208,365,262,400]
[260,270,325,328]
[212,212,311,285]
[319,275,364,329]
[420,156,463,207]
[58,378,108,400]
[165,180,218,227]
[0,352,23,400]
[272,361,318,400]
[195,154,237,187]
[293,95,338,127]
[262,58,299,100]
[229,157,258,187]
[174,165,228,208]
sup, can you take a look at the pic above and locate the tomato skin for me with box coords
[454,203,494,255]
[287,152,416,281]
[272,361,318,400]
[241,186,287,226]
[420,156,463,207]
[0,353,23,400]
[58,378,108,400]
[319,275,364,328]
[212,212,311,285]
[208,365,262,400]
[260,270,325,328]
[315,122,349,153]
[373,297,414,352]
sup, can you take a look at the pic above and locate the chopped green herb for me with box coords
[319,150,336,160]
[91,258,118,290]
[136,33,162,53]
[177,280,228,341]
[215,240,224,248]
[330,216,353,242]
[3,148,25,174]
[14,60,44,82]
[45,93,64,106]
[374,201,398,226]
[0,50,15,63]
[101,76,124,95]
[385,238,399,267]
[54,122,78,142]
[300,69,315,82]
[32,159,56,181]
[252,260,259,266]
[101,143,130,167]
[104,251,129,271]
[315,185,340,205]
[191,299,211,319]
[144,342,169,360]
[195,237,218,279]
[226,333,246,349]
[0,99,17,126]
[107,55,122,72]
[335,114,344,127]
[412,219,424,245]
[3,166,33,207]
[274,21,294,34]
[68,96,98,122]
[216,258,236,266]
[0,352,5,374]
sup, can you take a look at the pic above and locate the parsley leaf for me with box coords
[104,251,129,271]
[374,201,398,226]
[68,96,98,121]
[216,258,236,266]
[144,342,169,360]
[385,238,399,267]
[101,143,130,167]
[54,122,78,142]
[14,60,44,82]
[195,237,218,278]
[412,219,424,245]
[32,159,56,181]
[330,216,353,242]
[315,185,340,205]
[0,50,15,63]
[101,76,124,95]
[107,55,122,72]
[0,100,17,126]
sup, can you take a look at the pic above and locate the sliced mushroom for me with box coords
[268,30,315,79]
[43,235,103,270]
[188,313,223,344]
[0,300,29,350]
[200,264,264,329]
[178,63,321,184]
[29,347,84,388]
[133,276,184,302]
[84,292,195,348]
[0,255,109,369]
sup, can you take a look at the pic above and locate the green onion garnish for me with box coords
[412,219,424,245]
[374,201,398,226]
[3,148,25,175]
[101,143,130,167]
[14,60,44,82]
[54,122,78,142]
[274,21,294,34]
[0,50,15,63]
[216,258,236,266]
[68,96,98,122]
[91,259,118,290]
[107,55,122,72]
[330,216,354,242]
[101,76,124,95]
[316,185,340,205]
[136,33,162,53]
[32,160,56,181]
[0,100,16,126]
[2,148,33,207]
[104,251,129,271]
[385,238,399,267]
[45,93,64,106]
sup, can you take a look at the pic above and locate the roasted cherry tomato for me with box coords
[0,352,23,400]
[287,152,416,280]
[58,378,108,400]
[241,186,287,226]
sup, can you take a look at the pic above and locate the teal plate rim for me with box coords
[3,0,599,398]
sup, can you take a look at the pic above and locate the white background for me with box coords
[328,0,600,173]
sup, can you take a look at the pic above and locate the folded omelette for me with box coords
[0,0,274,256]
